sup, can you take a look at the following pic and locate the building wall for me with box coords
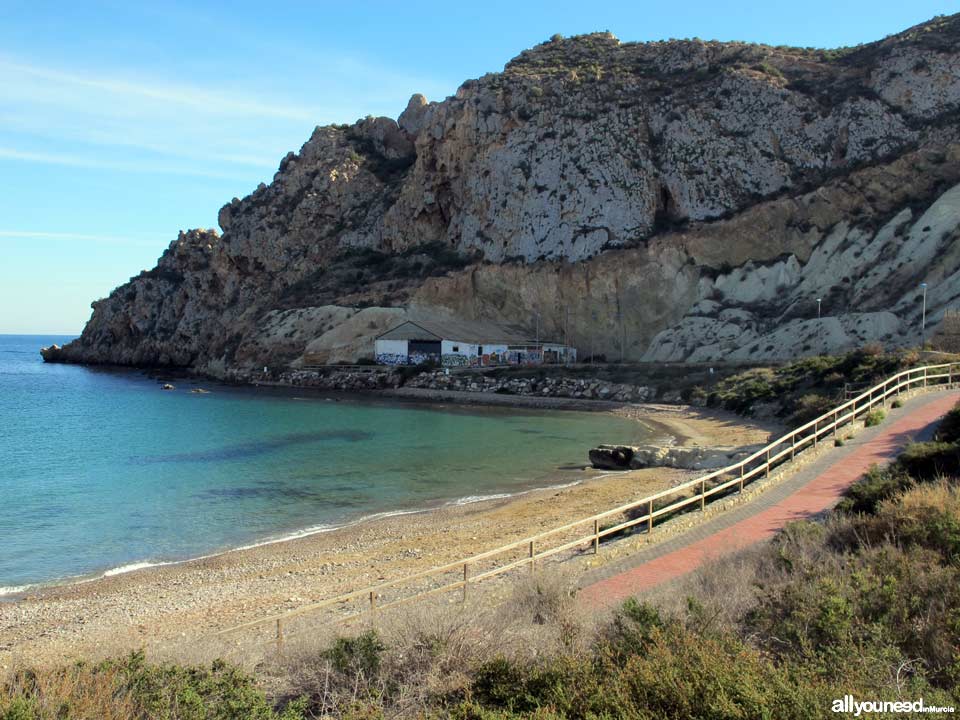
[440,340,512,367]
[376,335,577,367]
[375,338,409,365]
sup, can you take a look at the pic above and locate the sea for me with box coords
[0,334,649,594]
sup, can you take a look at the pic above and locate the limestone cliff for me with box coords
[45,14,960,372]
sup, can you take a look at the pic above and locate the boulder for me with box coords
[590,443,765,471]
[588,445,635,469]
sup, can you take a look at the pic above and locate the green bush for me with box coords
[935,404,960,443]
[898,441,960,480]
[701,348,916,423]
[863,409,885,427]
[892,398,904,408]
[836,464,913,514]
[0,652,306,720]
[321,632,385,678]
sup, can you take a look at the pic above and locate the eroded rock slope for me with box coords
[47,14,960,372]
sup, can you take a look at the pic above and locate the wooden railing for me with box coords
[215,362,959,651]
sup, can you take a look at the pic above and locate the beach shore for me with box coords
[0,401,775,669]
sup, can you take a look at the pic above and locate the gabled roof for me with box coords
[376,318,534,344]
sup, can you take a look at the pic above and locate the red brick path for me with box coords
[579,390,960,608]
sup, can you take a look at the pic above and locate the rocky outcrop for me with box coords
[47,15,960,372]
[405,370,655,402]
[590,443,762,470]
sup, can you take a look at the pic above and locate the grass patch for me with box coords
[863,409,885,427]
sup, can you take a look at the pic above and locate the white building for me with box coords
[374,318,577,367]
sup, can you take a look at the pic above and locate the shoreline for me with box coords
[0,393,733,603]
[0,401,776,667]
[0,476,591,603]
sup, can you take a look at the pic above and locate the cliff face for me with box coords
[48,14,960,372]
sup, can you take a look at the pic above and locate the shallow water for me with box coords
[0,334,649,591]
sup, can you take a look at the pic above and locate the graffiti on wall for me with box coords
[376,353,408,366]
[408,352,439,366]
[441,354,469,367]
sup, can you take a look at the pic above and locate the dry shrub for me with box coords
[1,662,136,720]
[496,568,593,656]
[647,544,768,632]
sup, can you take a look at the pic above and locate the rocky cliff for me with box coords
[45,14,960,373]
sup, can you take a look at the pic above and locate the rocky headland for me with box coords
[43,14,960,373]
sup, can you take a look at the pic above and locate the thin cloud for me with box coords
[0,147,257,181]
[0,58,321,121]
[0,230,167,248]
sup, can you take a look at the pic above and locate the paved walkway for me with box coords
[579,389,960,608]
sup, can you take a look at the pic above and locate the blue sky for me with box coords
[1,0,955,334]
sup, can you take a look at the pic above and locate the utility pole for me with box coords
[920,282,928,346]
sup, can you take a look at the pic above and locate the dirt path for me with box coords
[579,390,960,608]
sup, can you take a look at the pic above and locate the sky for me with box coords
[1,0,955,334]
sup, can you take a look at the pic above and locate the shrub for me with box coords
[836,464,913,514]
[787,393,834,426]
[935,402,960,443]
[898,440,960,480]
[839,482,960,564]
[0,652,305,720]
[321,632,385,678]
[863,409,885,427]
[834,437,845,447]
[892,398,904,408]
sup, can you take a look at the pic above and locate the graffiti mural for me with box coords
[408,352,439,366]
[375,353,408,366]
[441,354,469,367]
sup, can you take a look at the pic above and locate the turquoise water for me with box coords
[0,334,647,592]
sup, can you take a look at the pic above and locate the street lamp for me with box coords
[816,298,822,320]
[920,282,928,346]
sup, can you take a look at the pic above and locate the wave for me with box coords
[0,478,589,597]
[0,584,30,596]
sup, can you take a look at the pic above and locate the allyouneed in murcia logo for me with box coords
[832,696,955,716]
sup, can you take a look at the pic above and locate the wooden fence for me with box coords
[216,362,960,652]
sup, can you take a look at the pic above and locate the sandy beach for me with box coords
[0,400,775,669]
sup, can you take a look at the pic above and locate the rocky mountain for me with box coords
[45,14,960,373]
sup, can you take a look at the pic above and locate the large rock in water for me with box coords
[590,444,764,471]
[41,15,960,373]
[589,445,636,470]
[39,344,64,363]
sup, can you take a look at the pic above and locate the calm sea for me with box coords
[0,334,648,593]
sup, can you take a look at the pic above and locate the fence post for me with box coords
[462,563,469,603]
[813,420,818,448]
[276,618,283,657]
[647,499,654,533]
[852,399,857,422]
[832,410,838,438]
[924,367,928,389]
[593,518,600,554]
[739,464,745,493]
[765,449,770,478]
[700,479,706,511]
[790,432,795,460]
[529,541,535,573]
[950,365,954,387]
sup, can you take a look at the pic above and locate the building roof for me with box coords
[376,318,535,344]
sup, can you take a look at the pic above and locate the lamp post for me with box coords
[920,282,928,347]
[816,298,822,320]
